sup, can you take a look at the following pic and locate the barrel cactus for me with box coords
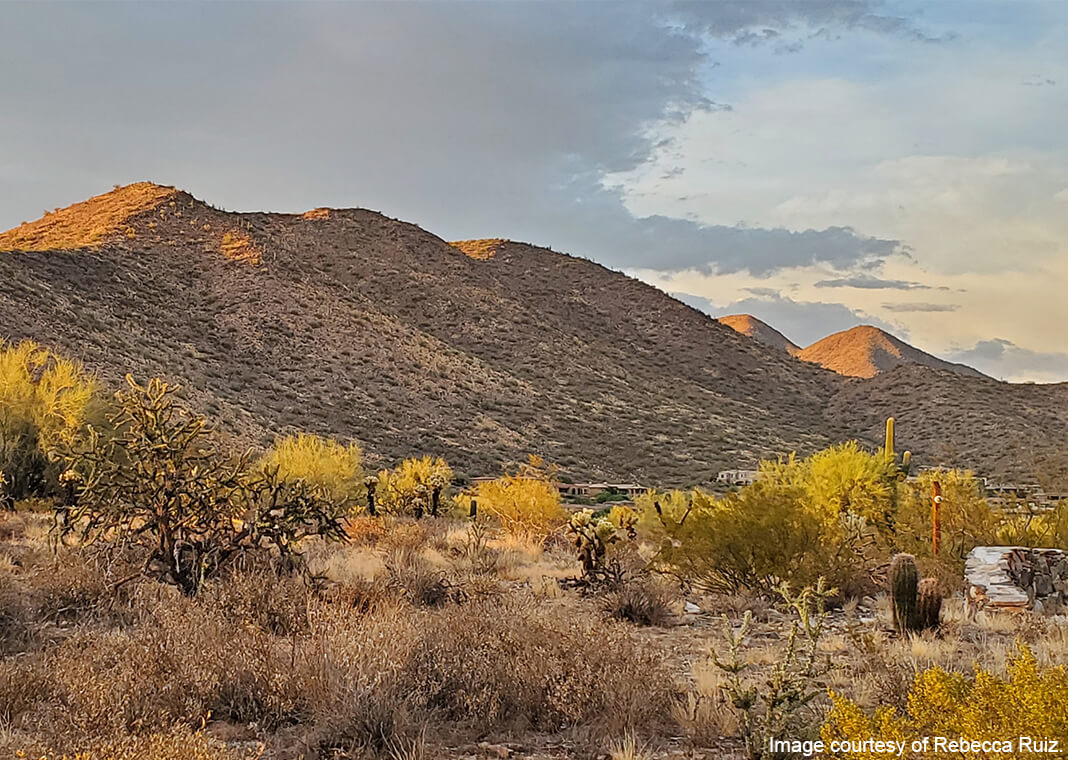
[917,577,943,632]
[890,553,920,633]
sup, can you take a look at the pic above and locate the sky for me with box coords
[2,1,1067,382]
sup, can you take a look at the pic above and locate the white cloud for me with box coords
[606,20,1068,380]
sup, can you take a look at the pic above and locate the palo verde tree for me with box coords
[375,455,453,518]
[0,340,98,499]
[58,376,348,595]
[259,432,365,513]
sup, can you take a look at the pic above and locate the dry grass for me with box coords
[220,231,263,265]
[1,505,1066,758]
[448,238,508,260]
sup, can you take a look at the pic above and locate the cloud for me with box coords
[814,274,938,290]
[947,339,1068,383]
[881,302,960,313]
[675,288,898,347]
[0,1,916,279]
[668,1,946,46]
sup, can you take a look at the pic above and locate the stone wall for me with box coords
[1006,548,1068,605]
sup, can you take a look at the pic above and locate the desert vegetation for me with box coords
[3,340,1068,758]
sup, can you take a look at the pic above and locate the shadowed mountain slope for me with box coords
[0,183,1062,482]
[799,325,987,379]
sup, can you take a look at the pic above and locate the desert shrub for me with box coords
[0,340,98,499]
[822,644,1068,758]
[198,564,312,635]
[60,376,348,595]
[258,432,365,512]
[39,592,307,739]
[375,456,453,518]
[467,458,567,543]
[384,548,464,607]
[895,468,997,586]
[711,580,835,760]
[601,578,676,626]
[20,728,255,760]
[301,595,673,745]
[640,445,903,596]
[30,547,140,627]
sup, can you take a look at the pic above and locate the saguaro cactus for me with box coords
[890,553,919,633]
[884,417,895,462]
[917,577,943,631]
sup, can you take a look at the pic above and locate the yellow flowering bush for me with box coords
[822,644,1068,758]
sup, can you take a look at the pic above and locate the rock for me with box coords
[478,742,511,758]
[966,546,1068,613]
[684,601,702,614]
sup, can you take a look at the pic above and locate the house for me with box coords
[556,482,646,499]
[716,469,761,487]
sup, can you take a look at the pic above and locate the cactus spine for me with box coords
[917,578,943,631]
[890,553,919,633]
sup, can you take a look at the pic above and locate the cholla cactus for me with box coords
[567,508,627,583]
[364,475,378,516]
[428,471,449,517]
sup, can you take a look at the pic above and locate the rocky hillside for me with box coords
[717,314,800,356]
[798,325,987,379]
[0,183,1063,482]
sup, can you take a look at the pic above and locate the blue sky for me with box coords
[2,1,1067,381]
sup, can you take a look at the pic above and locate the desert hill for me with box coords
[717,314,801,356]
[0,183,1063,482]
[798,325,987,379]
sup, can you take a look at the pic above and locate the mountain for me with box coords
[798,325,986,379]
[717,314,801,356]
[0,183,1064,482]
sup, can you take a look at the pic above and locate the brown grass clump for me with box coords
[0,182,177,251]
[448,238,508,260]
[601,578,677,627]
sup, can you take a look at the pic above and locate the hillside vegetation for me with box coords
[1,183,1065,481]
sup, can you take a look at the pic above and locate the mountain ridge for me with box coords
[717,314,801,357]
[798,324,987,379]
[1,183,1063,482]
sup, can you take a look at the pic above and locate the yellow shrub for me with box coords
[259,432,364,511]
[474,474,566,543]
[895,468,999,585]
[822,644,1068,758]
[376,455,453,517]
[0,340,98,498]
[638,444,899,595]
